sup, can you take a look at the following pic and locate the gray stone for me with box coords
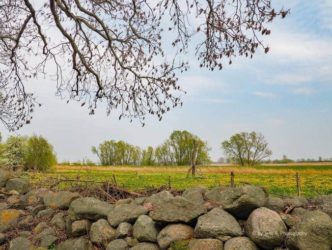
[116,198,133,205]
[133,215,158,242]
[35,228,56,240]
[6,195,21,208]
[205,185,267,219]
[311,194,332,218]
[17,231,31,238]
[56,238,93,250]
[133,197,146,206]
[0,169,10,187]
[0,233,6,244]
[194,208,242,241]
[0,202,8,210]
[108,203,148,227]
[106,239,129,250]
[287,210,332,250]
[145,191,206,223]
[69,197,113,220]
[33,222,50,234]
[182,187,206,205]
[157,224,194,249]
[224,237,258,250]
[90,219,116,244]
[130,242,159,250]
[36,208,55,219]
[71,219,91,236]
[40,234,58,248]
[188,239,223,250]
[245,207,287,249]
[0,209,21,232]
[24,188,52,206]
[116,222,132,238]
[266,197,285,212]
[44,191,80,209]
[6,178,30,194]
[51,212,66,230]
[9,237,33,250]
[125,237,139,247]
[283,197,308,208]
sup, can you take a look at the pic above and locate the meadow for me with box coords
[29,163,332,198]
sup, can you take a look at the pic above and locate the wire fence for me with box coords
[28,169,332,198]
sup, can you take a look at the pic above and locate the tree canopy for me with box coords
[0,134,57,171]
[221,131,272,166]
[0,0,288,130]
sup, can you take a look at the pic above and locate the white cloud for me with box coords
[253,91,277,99]
[292,87,316,95]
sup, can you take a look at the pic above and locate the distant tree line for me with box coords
[0,133,57,171]
[92,130,211,166]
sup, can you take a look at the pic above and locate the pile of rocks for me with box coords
[1,169,332,250]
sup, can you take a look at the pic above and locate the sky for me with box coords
[1,0,332,162]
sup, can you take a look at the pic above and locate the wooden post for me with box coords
[296,172,301,196]
[168,176,171,190]
[230,171,235,187]
[112,174,117,187]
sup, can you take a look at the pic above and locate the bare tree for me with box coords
[0,0,288,130]
[221,131,272,166]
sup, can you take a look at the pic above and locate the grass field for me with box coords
[29,164,332,197]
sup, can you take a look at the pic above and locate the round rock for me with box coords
[194,208,242,241]
[224,237,258,250]
[245,207,287,249]
[157,224,194,249]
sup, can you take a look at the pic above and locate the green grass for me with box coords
[28,164,332,198]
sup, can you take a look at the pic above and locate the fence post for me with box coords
[296,172,301,196]
[168,176,171,190]
[112,174,117,187]
[230,171,235,187]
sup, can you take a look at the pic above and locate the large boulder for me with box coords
[24,188,52,206]
[107,203,148,227]
[71,219,91,237]
[287,210,332,250]
[224,237,258,250]
[133,215,159,242]
[311,194,332,218]
[266,197,284,212]
[5,178,30,194]
[106,239,129,250]
[130,242,159,250]
[205,185,267,219]
[51,212,66,230]
[90,219,116,245]
[182,187,206,205]
[43,191,80,209]
[8,237,33,250]
[69,197,113,220]
[0,169,10,187]
[0,209,21,232]
[145,191,206,223]
[56,238,93,250]
[188,239,223,250]
[157,224,194,249]
[283,197,308,208]
[116,222,132,238]
[245,207,287,249]
[194,208,242,241]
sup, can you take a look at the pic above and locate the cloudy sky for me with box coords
[1,0,332,162]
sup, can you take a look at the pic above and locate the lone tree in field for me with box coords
[157,130,210,175]
[221,131,272,166]
[0,0,288,130]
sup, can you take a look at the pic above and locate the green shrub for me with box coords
[24,135,57,171]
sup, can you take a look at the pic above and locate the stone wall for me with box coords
[0,169,332,250]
